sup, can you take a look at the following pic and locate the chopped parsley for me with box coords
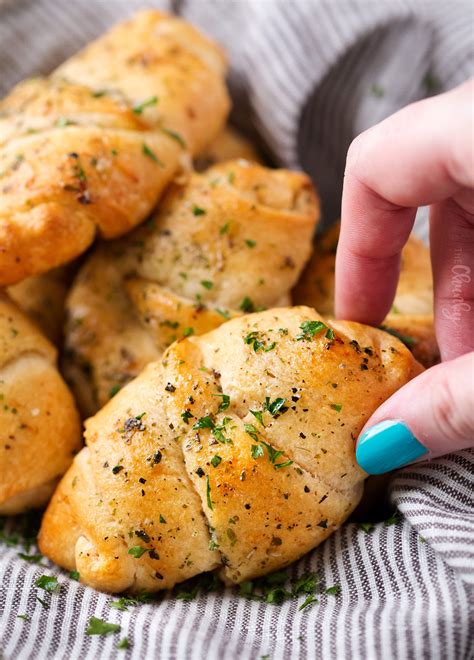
[263,397,288,417]
[86,617,121,636]
[181,410,194,424]
[384,511,400,526]
[330,403,342,412]
[250,409,265,426]
[128,546,147,559]
[193,416,215,430]
[210,455,222,468]
[117,637,130,650]
[296,320,328,341]
[162,127,186,147]
[192,205,206,216]
[69,570,80,581]
[133,96,158,114]
[219,221,230,235]
[212,393,230,412]
[299,595,318,610]
[35,575,60,593]
[206,475,213,509]
[359,522,374,534]
[325,585,340,595]
[159,514,166,524]
[183,327,194,337]
[261,441,293,469]
[245,239,256,248]
[244,331,276,353]
[109,384,121,398]
[244,423,259,441]
[240,297,261,314]
[142,143,164,166]
[251,444,264,459]
[201,280,214,290]
[379,325,416,347]
[18,552,42,563]
[193,416,232,443]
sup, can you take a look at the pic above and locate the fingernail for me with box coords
[356,419,428,474]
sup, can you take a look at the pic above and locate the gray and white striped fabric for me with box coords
[0,1,473,658]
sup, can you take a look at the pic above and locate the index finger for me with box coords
[335,79,474,326]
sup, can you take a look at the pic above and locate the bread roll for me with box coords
[0,10,230,286]
[64,160,319,416]
[39,306,422,593]
[0,294,81,515]
[293,222,439,367]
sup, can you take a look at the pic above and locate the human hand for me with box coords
[335,79,474,474]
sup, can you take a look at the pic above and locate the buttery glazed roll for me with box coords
[3,125,257,344]
[64,160,319,416]
[39,306,422,593]
[0,10,229,286]
[0,294,81,515]
[292,222,439,367]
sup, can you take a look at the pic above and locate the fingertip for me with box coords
[356,419,428,475]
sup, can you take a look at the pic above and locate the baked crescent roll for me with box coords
[63,160,319,416]
[3,125,257,344]
[39,306,422,593]
[292,222,439,367]
[0,294,81,515]
[0,10,230,286]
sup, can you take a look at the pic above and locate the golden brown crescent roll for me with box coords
[0,294,81,515]
[292,222,439,367]
[39,306,422,593]
[63,160,319,416]
[0,10,230,286]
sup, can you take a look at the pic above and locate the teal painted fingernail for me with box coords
[356,419,428,474]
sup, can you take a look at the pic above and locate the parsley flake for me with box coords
[162,127,186,147]
[128,546,147,559]
[296,320,327,341]
[142,143,164,166]
[86,617,121,636]
[35,575,60,593]
[251,444,264,459]
[325,585,340,596]
[133,96,158,114]
[212,393,230,412]
[206,475,213,510]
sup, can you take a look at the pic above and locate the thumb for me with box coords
[356,352,474,475]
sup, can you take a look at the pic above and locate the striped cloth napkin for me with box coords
[0,2,473,658]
